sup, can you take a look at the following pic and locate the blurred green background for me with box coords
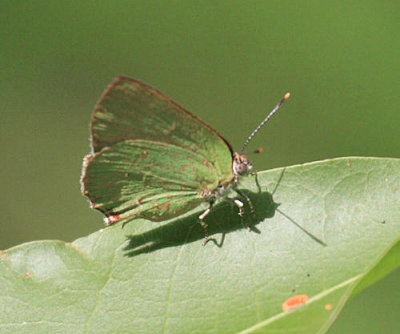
[1,1,399,333]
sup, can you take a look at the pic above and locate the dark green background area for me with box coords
[1,1,399,333]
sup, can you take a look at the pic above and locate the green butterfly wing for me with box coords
[91,76,233,181]
[82,77,234,223]
[83,139,219,222]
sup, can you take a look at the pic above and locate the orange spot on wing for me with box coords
[281,294,309,312]
[141,149,149,158]
[163,123,177,135]
[325,304,333,311]
[105,215,120,225]
[90,202,99,209]
[158,202,170,211]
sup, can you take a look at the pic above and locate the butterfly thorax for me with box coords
[199,152,252,203]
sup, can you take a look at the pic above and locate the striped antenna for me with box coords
[240,92,290,154]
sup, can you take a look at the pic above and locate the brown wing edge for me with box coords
[80,150,109,217]
[81,147,132,219]
[90,76,235,157]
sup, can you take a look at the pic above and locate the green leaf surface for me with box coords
[1,157,399,334]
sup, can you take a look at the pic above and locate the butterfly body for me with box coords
[81,77,251,227]
[81,77,289,243]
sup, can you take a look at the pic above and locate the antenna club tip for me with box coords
[284,92,291,100]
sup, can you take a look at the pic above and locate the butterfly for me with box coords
[81,76,289,244]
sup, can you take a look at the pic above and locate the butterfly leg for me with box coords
[234,189,259,230]
[229,197,251,231]
[249,170,262,193]
[198,202,214,246]
[229,198,244,217]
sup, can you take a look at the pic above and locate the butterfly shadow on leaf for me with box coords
[123,189,279,258]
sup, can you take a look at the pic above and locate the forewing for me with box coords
[91,77,233,183]
[82,139,218,222]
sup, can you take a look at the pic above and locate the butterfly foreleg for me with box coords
[198,201,214,246]
[229,198,244,217]
[229,197,251,231]
[234,189,259,228]
[249,170,262,193]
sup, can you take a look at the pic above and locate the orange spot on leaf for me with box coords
[325,304,333,311]
[282,294,309,312]
[0,251,7,261]
[23,272,33,279]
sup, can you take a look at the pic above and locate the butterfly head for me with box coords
[233,153,252,177]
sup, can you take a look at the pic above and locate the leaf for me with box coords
[1,157,399,334]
